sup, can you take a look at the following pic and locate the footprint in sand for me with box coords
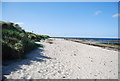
[74,54,76,56]
[78,67,81,69]
[91,60,93,62]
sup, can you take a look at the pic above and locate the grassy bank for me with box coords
[1,21,49,61]
[95,43,120,47]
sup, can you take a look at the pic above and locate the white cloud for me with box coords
[15,22,24,25]
[112,13,120,18]
[95,10,102,15]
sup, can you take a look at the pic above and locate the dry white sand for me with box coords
[3,38,118,79]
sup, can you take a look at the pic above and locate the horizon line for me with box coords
[51,36,119,38]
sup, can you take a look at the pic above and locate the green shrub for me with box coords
[35,43,44,48]
[26,32,49,41]
[1,21,49,61]
[2,42,21,60]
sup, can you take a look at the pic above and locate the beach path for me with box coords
[3,38,118,79]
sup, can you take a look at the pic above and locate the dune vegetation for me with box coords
[1,21,49,61]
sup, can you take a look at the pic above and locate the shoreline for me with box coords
[57,38,120,51]
[52,37,120,41]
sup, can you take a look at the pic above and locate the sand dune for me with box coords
[3,38,118,79]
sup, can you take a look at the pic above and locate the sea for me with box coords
[87,41,120,44]
[53,37,120,44]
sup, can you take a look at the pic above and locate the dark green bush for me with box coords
[1,21,49,61]
[26,32,49,41]
[2,42,22,60]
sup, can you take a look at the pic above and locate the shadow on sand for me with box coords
[2,48,52,77]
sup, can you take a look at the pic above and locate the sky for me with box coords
[1,0,120,2]
[2,2,119,38]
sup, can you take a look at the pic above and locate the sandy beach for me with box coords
[3,38,118,79]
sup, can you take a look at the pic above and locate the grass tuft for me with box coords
[1,21,49,61]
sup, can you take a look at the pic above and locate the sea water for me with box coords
[55,37,120,44]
